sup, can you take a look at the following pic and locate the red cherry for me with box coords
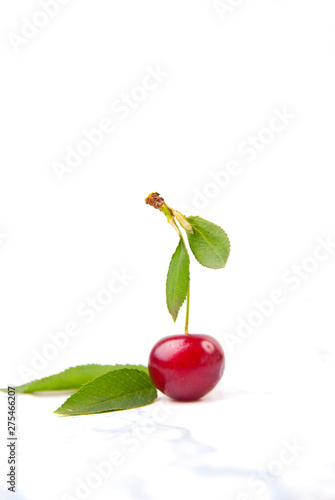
[148,334,225,401]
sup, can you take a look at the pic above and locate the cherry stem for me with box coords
[160,210,190,335]
[185,284,190,335]
[145,192,191,335]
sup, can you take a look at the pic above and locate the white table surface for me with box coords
[1,345,335,500]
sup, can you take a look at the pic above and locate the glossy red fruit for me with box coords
[148,334,225,401]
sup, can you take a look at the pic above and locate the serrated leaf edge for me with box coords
[54,368,156,415]
[166,238,190,321]
[1,364,149,394]
[186,216,231,269]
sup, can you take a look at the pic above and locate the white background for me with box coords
[1,2,335,499]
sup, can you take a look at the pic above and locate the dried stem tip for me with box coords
[145,192,165,209]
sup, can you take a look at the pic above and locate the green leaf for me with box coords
[186,216,230,269]
[54,368,157,415]
[166,237,190,321]
[2,364,148,393]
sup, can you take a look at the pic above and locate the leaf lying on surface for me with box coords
[186,216,230,269]
[1,364,148,393]
[54,368,157,415]
[166,237,190,321]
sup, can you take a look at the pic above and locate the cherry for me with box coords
[148,334,225,401]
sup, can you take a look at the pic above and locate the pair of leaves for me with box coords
[166,216,230,321]
[2,364,157,416]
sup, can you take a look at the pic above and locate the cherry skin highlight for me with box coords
[148,334,225,401]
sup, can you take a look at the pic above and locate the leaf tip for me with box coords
[53,405,71,415]
[171,312,178,322]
